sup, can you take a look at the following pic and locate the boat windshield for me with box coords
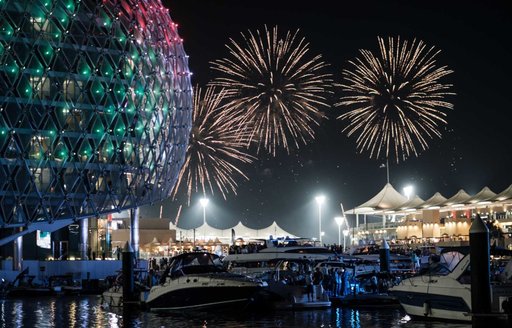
[169,252,224,277]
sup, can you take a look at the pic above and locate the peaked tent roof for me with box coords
[417,192,447,209]
[439,189,472,207]
[465,186,496,204]
[347,183,407,214]
[256,221,297,239]
[392,195,425,212]
[171,221,297,242]
[172,222,231,242]
[492,184,512,202]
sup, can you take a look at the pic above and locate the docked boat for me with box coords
[223,240,335,310]
[389,253,512,322]
[258,259,332,309]
[143,252,266,311]
[223,239,337,279]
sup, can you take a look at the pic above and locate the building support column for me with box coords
[80,218,89,259]
[12,228,23,271]
[130,207,139,258]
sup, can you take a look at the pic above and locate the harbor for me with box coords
[1,0,512,327]
[2,229,511,327]
[0,295,469,328]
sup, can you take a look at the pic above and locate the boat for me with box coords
[3,269,71,297]
[143,252,266,311]
[223,239,335,309]
[100,268,151,308]
[346,245,414,275]
[249,258,332,309]
[223,238,337,279]
[389,252,512,322]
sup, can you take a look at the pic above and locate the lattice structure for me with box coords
[0,0,193,227]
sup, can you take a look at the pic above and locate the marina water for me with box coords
[0,295,471,328]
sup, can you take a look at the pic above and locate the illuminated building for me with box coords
[0,0,192,260]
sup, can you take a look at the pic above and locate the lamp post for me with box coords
[315,195,325,245]
[343,229,349,252]
[200,197,209,225]
[335,216,344,246]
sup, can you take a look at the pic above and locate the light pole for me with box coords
[200,197,209,225]
[315,195,325,245]
[334,216,344,246]
[343,229,349,252]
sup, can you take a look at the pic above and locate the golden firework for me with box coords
[211,25,332,156]
[336,36,454,162]
[172,85,254,204]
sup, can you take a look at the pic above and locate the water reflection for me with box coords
[0,296,472,328]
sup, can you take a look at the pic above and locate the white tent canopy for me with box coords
[390,195,425,213]
[492,184,512,202]
[439,189,472,207]
[346,183,407,214]
[171,221,297,244]
[417,192,447,209]
[465,186,496,204]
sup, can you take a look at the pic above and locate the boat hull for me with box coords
[145,284,262,311]
[391,290,471,322]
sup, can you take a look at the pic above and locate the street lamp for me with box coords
[315,195,325,244]
[403,185,414,200]
[343,229,349,252]
[334,216,344,246]
[200,197,209,225]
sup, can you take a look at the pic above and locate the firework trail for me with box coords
[211,25,332,156]
[336,36,454,162]
[171,85,255,204]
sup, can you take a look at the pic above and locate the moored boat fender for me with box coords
[423,300,431,316]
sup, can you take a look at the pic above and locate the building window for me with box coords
[30,76,51,99]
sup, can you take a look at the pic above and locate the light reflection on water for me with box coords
[0,296,471,328]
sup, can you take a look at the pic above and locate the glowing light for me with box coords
[211,25,332,156]
[171,85,255,204]
[403,185,414,200]
[336,36,454,162]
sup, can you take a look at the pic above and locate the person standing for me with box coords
[313,267,324,300]
[305,270,314,302]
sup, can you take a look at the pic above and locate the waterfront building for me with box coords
[346,183,512,250]
[0,0,193,272]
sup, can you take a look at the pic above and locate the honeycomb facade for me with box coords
[0,0,193,227]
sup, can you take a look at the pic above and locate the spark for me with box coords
[211,25,332,156]
[171,85,255,204]
[336,36,454,162]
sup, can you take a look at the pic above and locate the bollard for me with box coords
[379,239,390,273]
[469,214,492,327]
[122,241,135,306]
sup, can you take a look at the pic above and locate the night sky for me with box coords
[140,0,512,244]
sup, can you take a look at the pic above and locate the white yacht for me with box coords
[144,252,266,311]
[389,253,512,322]
[223,239,337,279]
[223,240,334,309]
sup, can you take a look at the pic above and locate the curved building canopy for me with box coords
[346,183,407,214]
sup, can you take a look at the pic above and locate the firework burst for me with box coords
[171,85,255,204]
[211,25,332,156]
[336,36,454,162]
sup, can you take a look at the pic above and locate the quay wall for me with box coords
[0,259,133,284]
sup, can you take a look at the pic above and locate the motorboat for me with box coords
[259,259,332,309]
[223,239,337,309]
[223,239,337,279]
[100,268,150,308]
[143,252,266,311]
[389,253,512,322]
